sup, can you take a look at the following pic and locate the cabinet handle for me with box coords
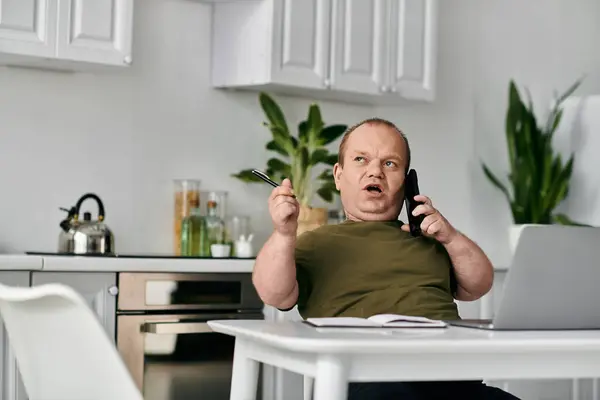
[123,55,132,65]
[142,322,212,335]
[380,86,389,93]
[323,79,331,88]
[108,286,119,296]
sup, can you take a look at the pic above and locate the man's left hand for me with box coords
[401,195,458,245]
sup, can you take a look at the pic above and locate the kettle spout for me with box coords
[59,206,76,232]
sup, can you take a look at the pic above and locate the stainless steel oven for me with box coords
[116,272,264,400]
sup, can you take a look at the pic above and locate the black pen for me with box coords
[251,169,296,198]
[251,169,280,188]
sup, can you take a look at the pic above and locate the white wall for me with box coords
[554,95,600,227]
[0,0,599,262]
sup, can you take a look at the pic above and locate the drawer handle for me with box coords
[141,321,212,335]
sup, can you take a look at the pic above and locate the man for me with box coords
[252,118,519,400]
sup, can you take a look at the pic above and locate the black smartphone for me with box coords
[404,169,425,237]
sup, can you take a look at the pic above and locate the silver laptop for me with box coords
[447,225,600,330]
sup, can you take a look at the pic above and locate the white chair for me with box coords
[0,282,143,400]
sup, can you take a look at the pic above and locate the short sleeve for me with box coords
[277,232,315,312]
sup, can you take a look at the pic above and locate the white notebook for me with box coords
[305,313,447,328]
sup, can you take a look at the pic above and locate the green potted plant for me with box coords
[481,78,588,250]
[232,92,347,236]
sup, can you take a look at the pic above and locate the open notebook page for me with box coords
[367,314,447,327]
[305,314,447,328]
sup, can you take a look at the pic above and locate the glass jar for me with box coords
[173,179,201,255]
[226,215,251,243]
[226,215,253,258]
[199,191,228,220]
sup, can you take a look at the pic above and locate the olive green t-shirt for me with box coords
[291,220,460,321]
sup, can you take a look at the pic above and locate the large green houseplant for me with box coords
[232,92,347,234]
[481,78,587,247]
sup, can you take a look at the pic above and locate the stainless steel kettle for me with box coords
[58,193,114,254]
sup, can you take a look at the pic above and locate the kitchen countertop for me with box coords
[0,254,510,274]
[0,255,44,270]
[0,254,255,273]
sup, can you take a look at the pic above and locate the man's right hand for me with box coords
[269,178,299,236]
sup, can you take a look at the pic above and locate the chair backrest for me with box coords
[0,282,143,400]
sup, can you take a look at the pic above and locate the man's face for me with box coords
[333,123,408,221]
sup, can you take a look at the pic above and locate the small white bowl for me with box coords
[210,244,231,258]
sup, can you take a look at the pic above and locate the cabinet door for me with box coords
[31,272,117,342]
[270,0,331,89]
[0,272,29,400]
[329,0,387,94]
[387,0,437,101]
[55,0,133,66]
[0,0,57,58]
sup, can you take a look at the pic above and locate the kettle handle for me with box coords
[74,193,106,222]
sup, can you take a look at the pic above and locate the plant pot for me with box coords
[297,206,327,237]
[508,223,544,254]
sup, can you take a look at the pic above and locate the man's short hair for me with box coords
[337,117,411,171]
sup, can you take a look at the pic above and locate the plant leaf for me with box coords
[309,149,329,166]
[324,154,338,166]
[270,126,296,155]
[317,169,334,181]
[316,180,338,203]
[544,155,574,212]
[556,77,583,105]
[266,140,288,157]
[299,147,309,173]
[231,169,264,183]
[546,77,583,132]
[481,163,511,203]
[552,213,591,226]
[318,124,347,146]
[307,104,324,146]
[298,121,308,143]
[505,81,521,173]
[550,109,563,135]
[316,187,334,203]
[259,92,289,135]
[267,158,291,177]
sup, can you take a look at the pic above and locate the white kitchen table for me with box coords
[208,319,600,400]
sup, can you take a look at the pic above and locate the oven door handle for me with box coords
[140,312,263,335]
[142,321,213,334]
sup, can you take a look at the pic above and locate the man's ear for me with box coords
[333,162,342,191]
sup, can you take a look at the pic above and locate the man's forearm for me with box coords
[444,232,493,301]
[252,231,299,309]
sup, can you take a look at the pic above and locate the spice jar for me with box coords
[173,179,201,255]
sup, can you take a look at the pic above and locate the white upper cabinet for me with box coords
[329,0,386,95]
[56,0,134,66]
[210,0,438,104]
[387,0,437,101]
[0,0,57,58]
[270,0,331,89]
[212,0,332,91]
[0,0,134,69]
